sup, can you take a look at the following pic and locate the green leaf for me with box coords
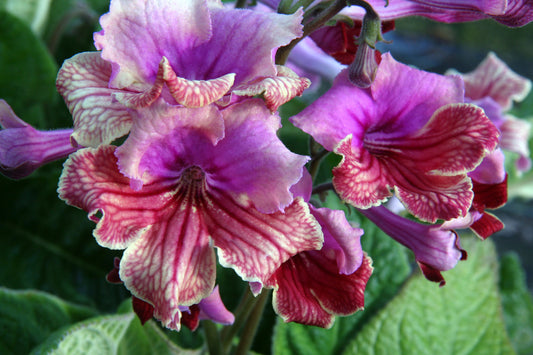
[31,312,201,355]
[0,287,97,355]
[344,237,515,355]
[273,198,412,355]
[1,0,52,35]
[499,253,533,355]
[0,10,57,127]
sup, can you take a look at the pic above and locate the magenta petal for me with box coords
[469,211,505,240]
[115,102,224,186]
[269,252,372,328]
[500,115,532,171]
[56,52,132,147]
[310,205,364,275]
[181,7,303,85]
[360,206,465,276]
[0,100,77,179]
[94,0,212,88]
[206,194,323,285]
[198,286,235,325]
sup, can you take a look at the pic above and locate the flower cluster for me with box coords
[1,0,531,334]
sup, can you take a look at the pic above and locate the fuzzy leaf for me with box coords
[344,236,515,355]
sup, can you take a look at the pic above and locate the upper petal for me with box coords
[56,52,132,147]
[94,0,212,89]
[452,52,532,110]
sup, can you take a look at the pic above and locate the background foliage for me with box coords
[1,0,533,354]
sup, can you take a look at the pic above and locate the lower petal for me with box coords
[120,203,216,330]
[205,193,323,285]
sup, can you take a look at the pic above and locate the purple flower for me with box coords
[58,99,323,330]
[448,52,532,172]
[0,100,78,179]
[56,0,310,147]
[292,53,500,223]
[360,206,466,286]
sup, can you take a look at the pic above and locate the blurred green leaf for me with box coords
[273,196,412,355]
[1,0,52,35]
[0,287,97,355]
[0,10,57,127]
[499,253,533,355]
[31,311,201,355]
[344,237,515,355]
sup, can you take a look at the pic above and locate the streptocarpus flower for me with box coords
[360,205,466,286]
[447,52,532,172]
[56,0,310,147]
[58,99,323,330]
[265,171,372,328]
[292,53,499,223]
[0,100,78,179]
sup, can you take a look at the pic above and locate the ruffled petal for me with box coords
[94,0,212,89]
[309,206,364,275]
[469,211,505,239]
[120,199,216,331]
[200,100,309,213]
[499,115,532,171]
[455,52,532,110]
[268,251,372,328]
[333,136,393,209]
[180,7,303,85]
[115,102,224,187]
[206,194,323,286]
[472,175,508,211]
[56,52,132,147]
[232,66,310,112]
[163,60,235,107]
[58,146,176,249]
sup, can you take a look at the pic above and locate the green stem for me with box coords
[203,320,224,355]
[312,182,334,195]
[275,0,348,65]
[235,0,248,8]
[220,288,256,353]
[234,290,271,355]
[308,149,329,181]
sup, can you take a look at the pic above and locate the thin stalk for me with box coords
[308,149,329,181]
[312,182,334,195]
[275,0,348,64]
[203,320,224,355]
[220,289,257,353]
[234,290,271,355]
[235,0,248,8]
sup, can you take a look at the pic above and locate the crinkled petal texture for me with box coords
[292,54,499,223]
[265,201,369,328]
[450,52,532,110]
[56,52,133,147]
[342,0,533,27]
[268,249,372,328]
[59,99,322,330]
[93,0,306,108]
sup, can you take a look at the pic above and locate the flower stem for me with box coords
[220,288,256,353]
[235,0,248,8]
[234,290,271,355]
[275,0,348,65]
[203,320,223,355]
